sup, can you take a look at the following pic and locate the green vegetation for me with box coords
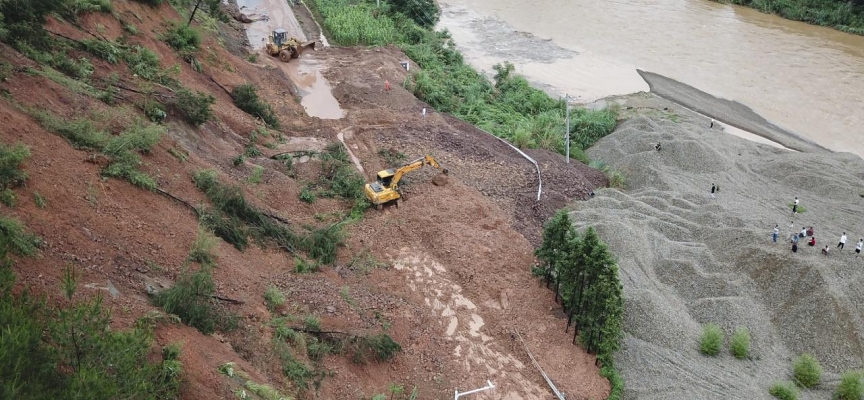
[788,203,808,213]
[163,22,201,54]
[769,381,800,400]
[0,142,30,193]
[0,243,181,400]
[152,267,225,334]
[793,353,822,388]
[730,327,751,359]
[308,0,617,159]
[218,362,291,400]
[533,210,624,398]
[0,216,41,256]
[300,144,368,216]
[0,189,15,206]
[188,228,218,267]
[231,84,279,128]
[264,285,285,312]
[304,314,321,331]
[294,256,320,273]
[299,186,317,203]
[248,165,264,184]
[133,0,166,5]
[193,169,344,263]
[699,323,723,356]
[715,0,864,35]
[837,371,864,400]
[30,110,164,190]
[173,88,215,126]
[349,333,402,364]
[33,192,46,208]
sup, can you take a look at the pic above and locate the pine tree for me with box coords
[573,227,609,333]
[535,210,574,300]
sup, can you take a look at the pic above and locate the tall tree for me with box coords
[535,210,573,300]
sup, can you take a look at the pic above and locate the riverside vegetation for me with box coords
[713,0,864,35]
[306,0,617,162]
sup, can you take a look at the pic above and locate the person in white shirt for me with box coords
[822,245,830,256]
[792,197,799,215]
[800,227,807,239]
[838,233,848,250]
[772,225,779,243]
[856,239,862,258]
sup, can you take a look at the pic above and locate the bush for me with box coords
[730,327,750,359]
[132,0,165,6]
[33,192,46,208]
[304,314,321,331]
[699,323,723,356]
[350,333,402,364]
[294,257,319,273]
[0,216,41,256]
[0,142,29,191]
[248,165,264,184]
[0,189,16,207]
[163,23,201,53]
[769,381,799,400]
[836,371,864,400]
[299,187,316,203]
[231,84,279,128]
[264,285,285,312]
[152,268,219,334]
[188,228,218,266]
[173,88,215,126]
[80,39,122,64]
[793,353,822,388]
[61,0,112,20]
[609,170,626,189]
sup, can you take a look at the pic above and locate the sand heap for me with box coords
[571,114,864,399]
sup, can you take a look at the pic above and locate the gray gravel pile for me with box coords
[570,110,864,399]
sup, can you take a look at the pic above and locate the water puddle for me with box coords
[236,0,344,119]
[286,58,344,119]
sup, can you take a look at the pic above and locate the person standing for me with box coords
[856,239,862,258]
[422,107,427,119]
[710,118,715,128]
[773,225,779,243]
[822,245,830,256]
[838,232,847,250]
[710,183,716,199]
[792,197,799,215]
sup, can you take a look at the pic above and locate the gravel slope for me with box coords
[570,110,864,399]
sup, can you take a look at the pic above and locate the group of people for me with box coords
[776,216,864,258]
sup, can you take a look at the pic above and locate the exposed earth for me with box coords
[0,1,612,399]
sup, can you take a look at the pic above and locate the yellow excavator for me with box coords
[265,28,316,62]
[364,155,448,209]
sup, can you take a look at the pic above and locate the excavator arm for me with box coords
[389,155,445,191]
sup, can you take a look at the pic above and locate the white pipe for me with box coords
[454,380,495,399]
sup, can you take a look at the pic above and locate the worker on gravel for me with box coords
[856,239,862,258]
[384,80,391,91]
[792,197,799,215]
[822,245,830,256]
[772,225,779,243]
[710,183,716,199]
[838,232,847,250]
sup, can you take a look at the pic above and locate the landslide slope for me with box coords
[571,102,864,399]
[0,1,613,399]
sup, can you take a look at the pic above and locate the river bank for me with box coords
[438,0,864,159]
[711,0,864,35]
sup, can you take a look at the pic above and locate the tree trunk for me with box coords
[188,0,203,26]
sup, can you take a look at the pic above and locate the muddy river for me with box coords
[438,0,864,158]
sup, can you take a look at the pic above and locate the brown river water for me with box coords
[438,0,864,157]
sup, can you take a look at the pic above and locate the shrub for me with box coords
[144,99,168,123]
[248,165,264,184]
[294,257,319,273]
[152,268,219,334]
[793,353,822,388]
[609,170,626,189]
[730,327,750,359]
[231,84,279,128]
[52,54,94,79]
[264,285,285,312]
[132,0,165,6]
[188,228,218,266]
[304,314,321,331]
[769,381,799,400]
[299,187,316,203]
[699,323,723,356]
[173,88,215,126]
[80,39,122,64]
[0,142,29,191]
[0,216,41,256]
[0,189,16,207]
[306,338,334,361]
[350,333,402,364]
[33,192,46,208]
[836,371,864,400]
[163,23,201,53]
[61,0,112,20]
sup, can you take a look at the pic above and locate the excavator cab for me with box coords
[376,169,396,188]
[272,28,288,47]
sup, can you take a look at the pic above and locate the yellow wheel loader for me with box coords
[265,28,316,62]
[364,155,448,209]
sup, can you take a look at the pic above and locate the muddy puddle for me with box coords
[236,0,344,120]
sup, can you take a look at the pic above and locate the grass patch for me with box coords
[347,248,386,274]
[788,203,808,213]
[340,286,356,308]
[294,257,319,273]
[0,216,41,256]
[836,371,864,400]
[152,267,227,335]
[769,381,799,400]
[0,189,16,207]
[163,22,201,54]
[699,323,723,356]
[304,314,321,332]
[299,186,316,203]
[349,333,402,365]
[715,0,864,35]
[793,353,822,388]
[33,192,46,209]
[172,88,215,126]
[231,84,279,128]
[0,142,30,191]
[188,228,218,267]
[192,170,344,263]
[264,285,285,312]
[378,148,407,168]
[248,165,264,184]
[730,327,750,359]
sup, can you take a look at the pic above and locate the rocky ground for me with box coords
[569,94,864,399]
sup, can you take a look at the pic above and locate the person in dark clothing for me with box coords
[710,183,716,199]
[655,142,662,151]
